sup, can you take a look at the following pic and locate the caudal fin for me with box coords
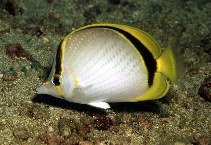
[156,42,178,83]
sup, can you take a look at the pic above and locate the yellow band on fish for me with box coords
[53,74,64,97]
[55,84,63,97]
[70,70,78,87]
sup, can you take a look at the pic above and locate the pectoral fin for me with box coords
[88,102,111,109]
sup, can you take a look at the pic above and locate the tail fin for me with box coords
[156,42,178,83]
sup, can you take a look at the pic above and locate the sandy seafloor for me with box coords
[0,0,210,144]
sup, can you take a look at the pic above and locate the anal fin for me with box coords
[130,72,170,101]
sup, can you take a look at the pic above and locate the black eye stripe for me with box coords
[55,41,63,76]
[53,76,60,86]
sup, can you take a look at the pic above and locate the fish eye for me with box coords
[52,76,62,86]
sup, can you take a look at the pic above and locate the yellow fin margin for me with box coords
[55,85,63,97]
[85,24,162,59]
[130,72,170,102]
[117,25,162,59]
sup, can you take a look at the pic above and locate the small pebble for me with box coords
[5,0,17,15]
[39,133,63,145]
[79,141,93,145]
[48,126,54,132]
[94,115,112,130]
[6,43,35,61]
[2,72,18,81]
[13,128,29,140]
[27,105,49,120]
[198,76,211,102]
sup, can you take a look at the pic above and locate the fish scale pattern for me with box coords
[63,28,148,102]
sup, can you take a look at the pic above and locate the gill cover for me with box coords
[59,69,78,99]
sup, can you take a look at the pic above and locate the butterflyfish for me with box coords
[36,24,178,109]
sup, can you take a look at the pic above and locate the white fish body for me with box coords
[37,24,178,109]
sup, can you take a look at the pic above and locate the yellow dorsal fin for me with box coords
[157,42,178,83]
[109,24,162,59]
[124,27,162,59]
[85,24,162,59]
